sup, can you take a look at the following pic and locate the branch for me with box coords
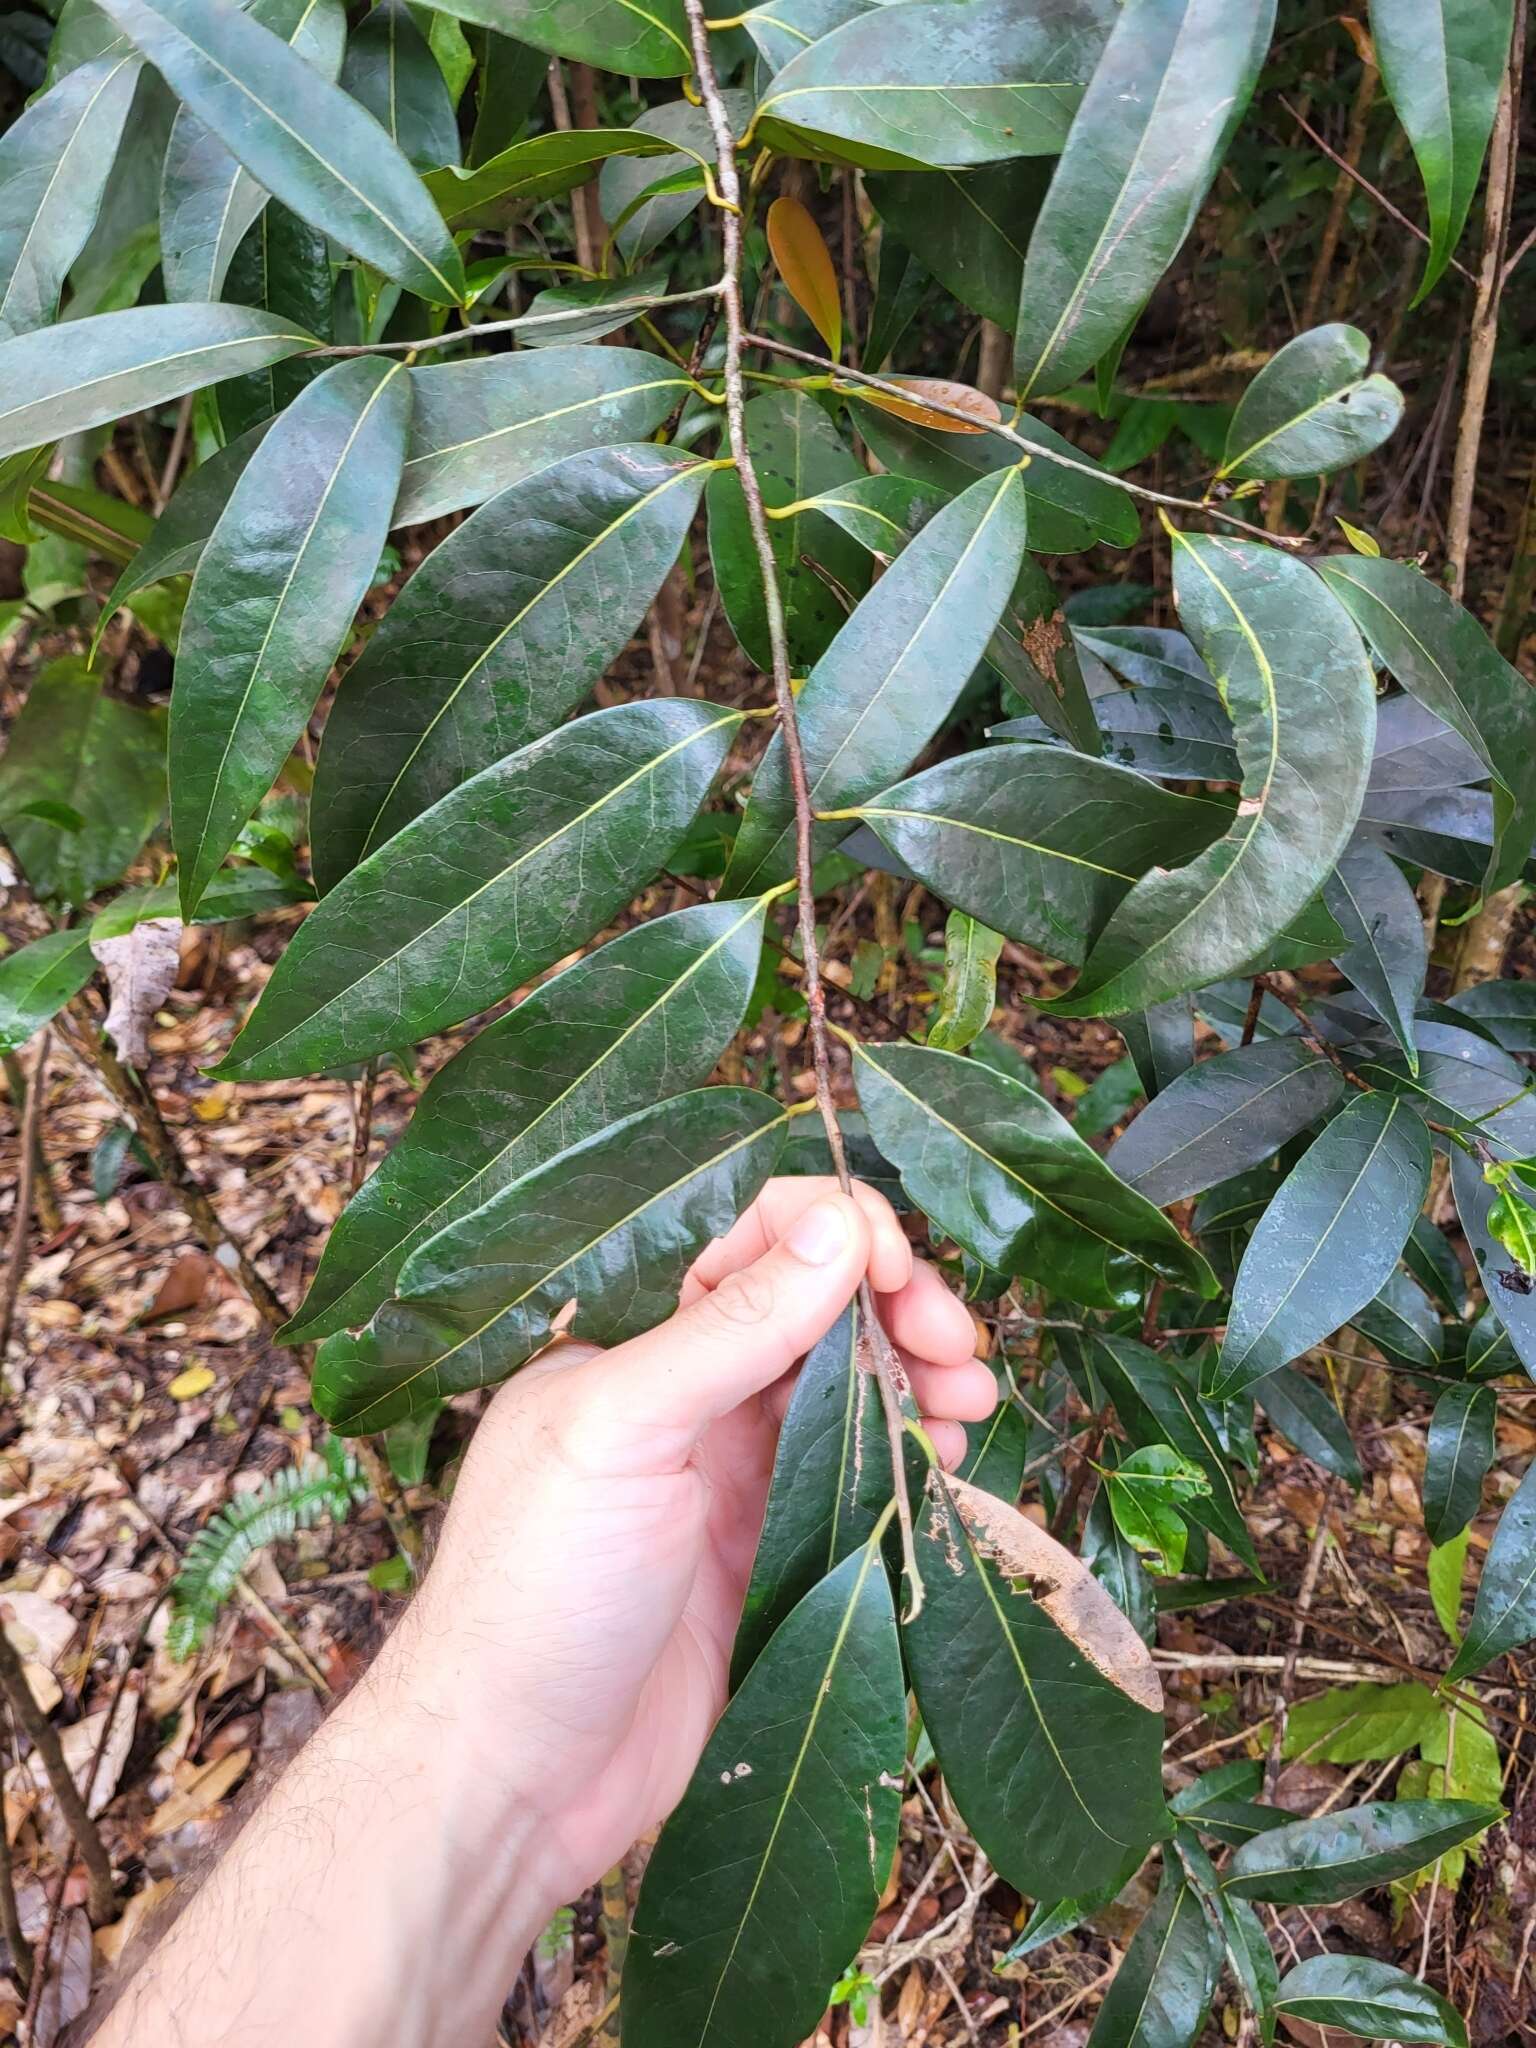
[0,1624,115,1924]
[1279,97,1476,288]
[682,0,925,1617]
[737,332,1308,549]
[312,284,724,358]
[0,1029,49,1365]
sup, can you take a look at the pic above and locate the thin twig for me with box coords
[682,0,925,1617]
[738,332,1310,549]
[350,1058,378,1197]
[154,394,195,516]
[0,1701,31,1990]
[0,1030,49,1365]
[0,1626,115,1924]
[1279,97,1476,286]
[1262,1479,1336,1797]
[313,285,723,357]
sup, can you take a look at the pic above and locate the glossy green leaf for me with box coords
[97,0,465,302]
[0,657,164,905]
[1223,1798,1500,1902]
[1423,1383,1496,1546]
[740,0,872,73]
[994,680,1241,783]
[849,1040,1216,1310]
[722,468,1028,896]
[172,356,409,918]
[431,0,690,77]
[218,701,740,1079]
[1324,839,1426,1070]
[1170,1761,1288,1850]
[1372,0,1514,300]
[340,0,459,171]
[1085,1334,1259,1572]
[732,1304,901,1686]
[0,929,96,1054]
[1352,1268,1444,1370]
[843,746,1223,968]
[1051,536,1375,1015]
[159,0,344,304]
[1320,555,1536,895]
[0,50,140,340]
[514,266,674,348]
[867,162,1046,328]
[286,897,768,1343]
[396,345,691,526]
[1429,1528,1470,1643]
[854,398,1138,554]
[960,1365,1030,1502]
[754,0,1113,168]
[1445,1454,1536,1680]
[1284,1682,1443,1765]
[1014,0,1273,400]
[1257,1365,1362,1487]
[1274,1956,1466,2047]
[1085,1852,1221,2048]
[1002,1849,1148,1962]
[626,1539,904,2048]
[465,30,544,165]
[1452,1146,1536,1377]
[1106,1444,1208,1574]
[1447,980,1536,1054]
[1406,1216,1469,1316]
[904,1475,1169,1900]
[599,95,749,262]
[1207,1093,1431,1402]
[1108,1039,1344,1207]
[707,391,871,673]
[427,128,670,230]
[313,442,708,888]
[215,200,333,440]
[316,1088,788,1432]
[787,472,947,559]
[927,910,1003,1053]
[0,304,319,462]
[103,421,273,619]
[1220,325,1404,481]
[1082,1469,1157,1643]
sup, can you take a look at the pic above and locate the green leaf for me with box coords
[465,30,545,166]
[1082,1469,1156,1643]
[285,897,768,1343]
[1445,1455,1536,1681]
[0,929,96,1054]
[1274,1957,1465,2048]
[159,0,344,304]
[1406,1216,1469,1316]
[1452,1147,1536,1376]
[430,0,691,78]
[787,472,948,558]
[1085,1849,1221,2048]
[1284,1682,1444,1766]
[849,1039,1215,1310]
[397,345,691,526]
[1373,0,1513,300]
[1084,1334,1260,1571]
[340,0,460,171]
[0,304,319,462]
[904,1474,1169,1900]
[1106,1445,1207,1574]
[1169,1762,1287,1851]
[1323,840,1426,1070]
[1207,1093,1431,1402]
[315,1088,788,1432]
[1424,1383,1496,1546]
[927,910,1003,1052]
[1220,324,1404,480]
[1257,1366,1362,1487]
[312,442,709,888]
[854,399,1138,553]
[1319,555,1536,896]
[97,0,464,302]
[626,1538,904,2048]
[0,657,164,905]
[514,266,675,348]
[0,50,140,340]
[960,1364,1031,1502]
[707,391,871,673]
[1352,1266,1444,1370]
[1222,1798,1501,1903]
[1447,979,1536,1053]
[217,700,740,1080]
[867,162,1046,329]
[754,0,1112,169]
[843,746,1224,968]
[171,356,410,918]
[1107,1039,1345,1207]
[215,201,333,439]
[102,420,272,619]
[599,95,750,263]
[427,128,671,230]
[1429,1528,1470,1644]
[732,1304,902,1686]
[721,467,1029,896]
[996,678,1240,782]
[1049,536,1375,1015]
[740,0,872,73]
[1014,0,1273,401]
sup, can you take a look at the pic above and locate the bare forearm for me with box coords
[95,1628,557,2048]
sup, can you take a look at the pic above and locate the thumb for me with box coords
[575,1192,872,1447]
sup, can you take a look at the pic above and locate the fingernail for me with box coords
[786,1197,851,1266]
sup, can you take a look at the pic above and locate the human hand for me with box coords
[383,1176,994,1913]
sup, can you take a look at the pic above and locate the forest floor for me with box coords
[2,538,1536,2045]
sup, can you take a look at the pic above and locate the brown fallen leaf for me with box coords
[90,916,183,1068]
[148,1745,252,1836]
[94,1877,176,1970]
[939,1474,1164,1714]
[144,1250,216,1322]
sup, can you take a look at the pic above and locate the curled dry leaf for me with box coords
[90,915,183,1067]
[766,194,842,359]
[940,1472,1164,1713]
[846,375,1000,434]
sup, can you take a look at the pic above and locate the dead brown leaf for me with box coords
[90,916,183,1068]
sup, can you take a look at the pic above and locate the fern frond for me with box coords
[167,1439,370,1661]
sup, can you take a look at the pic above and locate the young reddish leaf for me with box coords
[766,193,842,359]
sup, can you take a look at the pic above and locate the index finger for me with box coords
[680,1175,912,1305]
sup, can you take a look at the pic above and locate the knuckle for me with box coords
[699,1265,777,1331]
